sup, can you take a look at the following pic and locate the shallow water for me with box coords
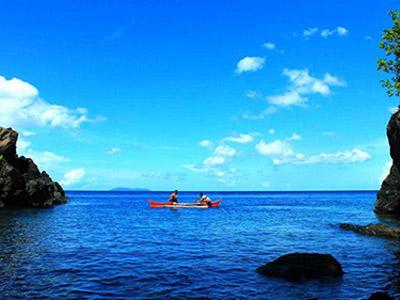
[0,191,399,299]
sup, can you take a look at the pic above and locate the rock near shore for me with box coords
[340,223,400,240]
[368,292,394,300]
[376,110,400,217]
[256,253,343,280]
[0,127,67,207]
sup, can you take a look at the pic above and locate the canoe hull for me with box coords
[148,199,220,208]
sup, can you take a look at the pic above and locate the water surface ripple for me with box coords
[1,191,399,299]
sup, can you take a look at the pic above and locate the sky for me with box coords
[0,0,399,191]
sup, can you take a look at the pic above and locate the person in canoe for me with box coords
[168,190,179,205]
[198,192,212,207]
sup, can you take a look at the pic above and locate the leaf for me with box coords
[377,9,400,100]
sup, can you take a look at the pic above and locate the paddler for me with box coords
[168,190,179,204]
[198,192,212,207]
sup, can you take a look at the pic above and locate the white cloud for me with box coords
[269,128,275,134]
[323,73,344,86]
[15,135,69,171]
[60,168,86,186]
[303,26,349,40]
[303,27,318,38]
[321,29,335,38]
[183,164,211,173]
[183,164,232,178]
[106,147,121,154]
[263,42,275,50]
[256,139,295,157]
[199,140,212,148]
[203,155,226,166]
[203,144,237,167]
[236,57,265,74]
[242,69,345,120]
[322,131,336,137]
[214,145,236,157]
[256,135,370,165]
[267,68,345,107]
[304,27,349,39]
[28,151,70,170]
[274,149,371,165]
[21,130,36,137]
[245,90,258,98]
[268,90,305,107]
[242,112,265,120]
[17,137,31,153]
[224,133,254,144]
[185,144,237,179]
[242,106,277,120]
[337,26,348,36]
[288,133,301,141]
[0,75,103,130]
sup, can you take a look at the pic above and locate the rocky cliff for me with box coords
[376,109,400,217]
[0,127,67,208]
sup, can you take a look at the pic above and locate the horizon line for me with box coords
[65,189,379,193]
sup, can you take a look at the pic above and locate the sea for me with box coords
[1,191,399,300]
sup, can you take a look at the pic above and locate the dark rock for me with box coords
[0,127,67,208]
[256,253,343,280]
[25,178,54,207]
[0,158,28,206]
[14,156,41,181]
[52,181,67,204]
[376,111,400,217]
[368,292,394,300]
[0,127,18,162]
[376,164,400,216]
[340,223,400,240]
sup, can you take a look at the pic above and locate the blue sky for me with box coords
[0,0,398,190]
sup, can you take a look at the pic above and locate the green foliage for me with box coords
[377,10,400,98]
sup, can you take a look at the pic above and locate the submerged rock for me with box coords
[340,223,400,240]
[0,127,67,208]
[256,253,343,280]
[376,110,400,217]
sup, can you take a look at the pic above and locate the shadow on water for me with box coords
[376,215,400,227]
[384,247,400,295]
[0,211,30,297]
[0,209,54,284]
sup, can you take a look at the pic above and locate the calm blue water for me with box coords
[1,191,399,299]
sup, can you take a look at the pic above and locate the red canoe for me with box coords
[148,199,220,208]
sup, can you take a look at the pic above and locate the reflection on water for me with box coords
[0,191,399,299]
[376,214,400,227]
[383,249,400,294]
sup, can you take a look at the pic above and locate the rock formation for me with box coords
[256,253,343,280]
[376,110,400,217]
[368,292,394,300]
[340,223,400,240]
[0,127,67,207]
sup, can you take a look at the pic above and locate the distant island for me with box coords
[110,187,151,192]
